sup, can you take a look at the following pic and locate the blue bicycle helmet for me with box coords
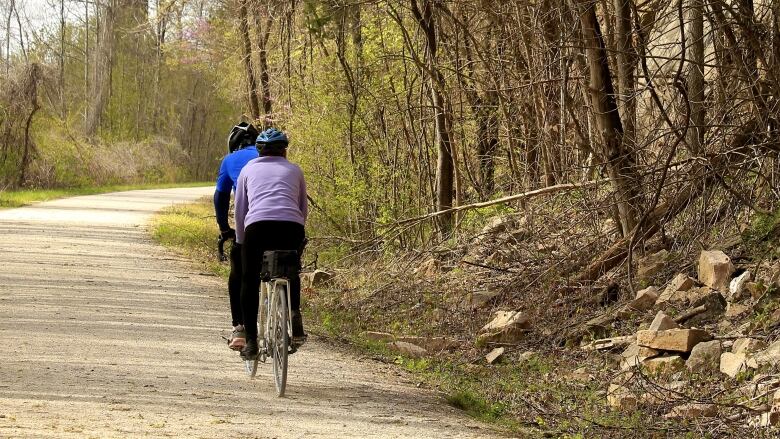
[256,128,288,147]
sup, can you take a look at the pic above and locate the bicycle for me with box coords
[218,235,304,397]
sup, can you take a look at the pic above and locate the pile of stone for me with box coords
[601,249,780,424]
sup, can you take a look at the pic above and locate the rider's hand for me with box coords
[220,228,236,241]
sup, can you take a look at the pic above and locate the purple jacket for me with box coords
[234,156,308,244]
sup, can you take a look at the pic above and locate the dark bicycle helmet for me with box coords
[227,122,260,153]
[256,128,289,147]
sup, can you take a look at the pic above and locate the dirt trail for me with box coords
[0,188,497,438]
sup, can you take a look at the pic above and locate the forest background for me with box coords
[4,0,780,433]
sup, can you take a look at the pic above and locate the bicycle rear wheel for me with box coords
[271,282,289,397]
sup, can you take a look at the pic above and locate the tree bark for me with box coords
[85,0,115,137]
[411,0,455,236]
[688,0,705,154]
[239,0,260,119]
[577,0,639,236]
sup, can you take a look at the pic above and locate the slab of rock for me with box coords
[621,343,660,370]
[637,328,711,352]
[413,258,440,278]
[300,269,334,288]
[733,338,767,355]
[584,335,636,352]
[658,273,696,305]
[607,384,637,411]
[686,340,722,372]
[387,341,427,358]
[649,311,679,331]
[485,347,505,364]
[643,355,685,375]
[629,286,659,311]
[725,303,750,319]
[468,290,500,310]
[751,341,780,368]
[751,410,780,427]
[361,331,395,343]
[478,310,530,344]
[665,403,718,419]
[637,249,670,280]
[729,271,752,301]
[396,336,457,352]
[698,250,735,293]
[720,352,748,378]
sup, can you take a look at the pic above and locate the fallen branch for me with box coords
[392,180,610,226]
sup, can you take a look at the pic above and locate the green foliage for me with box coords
[446,390,507,421]
[742,209,780,259]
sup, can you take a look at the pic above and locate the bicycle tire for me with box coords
[271,282,289,397]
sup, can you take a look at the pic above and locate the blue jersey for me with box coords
[216,146,259,193]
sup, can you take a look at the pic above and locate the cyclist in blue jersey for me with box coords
[215,122,260,351]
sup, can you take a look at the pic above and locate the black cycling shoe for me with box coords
[241,338,259,359]
[291,311,307,345]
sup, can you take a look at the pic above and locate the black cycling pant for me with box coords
[228,242,243,327]
[241,220,305,340]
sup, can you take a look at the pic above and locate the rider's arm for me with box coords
[214,190,231,232]
[214,158,233,232]
[234,170,249,244]
[298,169,308,222]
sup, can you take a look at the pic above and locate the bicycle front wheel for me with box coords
[271,282,289,397]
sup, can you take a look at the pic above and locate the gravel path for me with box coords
[0,188,498,438]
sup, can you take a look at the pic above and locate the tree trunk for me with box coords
[253,1,273,123]
[577,0,639,236]
[85,0,115,137]
[411,0,455,236]
[239,0,260,119]
[613,0,635,148]
[688,0,705,154]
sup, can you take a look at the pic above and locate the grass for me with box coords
[0,181,212,209]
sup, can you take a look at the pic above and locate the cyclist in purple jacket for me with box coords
[234,128,308,359]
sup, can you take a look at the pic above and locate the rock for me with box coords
[361,331,395,343]
[641,381,688,404]
[665,403,718,419]
[686,340,722,372]
[636,328,711,352]
[468,290,500,310]
[648,311,679,331]
[725,303,750,319]
[396,336,457,352]
[685,287,726,324]
[751,410,780,427]
[301,269,334,288]
[658,273,696,305]
[583,335,636,352]
[637,249,670,280]
[515,351,535,363]
[620,342,660,370]
[607,384,637,411]
[485,347,505,364]
[733,338,766,355]
[387,341,427,358]
[481,215,518,235]
[751,341,780,368]
[413,258,440,278]
[720,352,748,378]
[729,271,752,301]
[477,310,530,344]
[698,250,735,293]
[643,355,685,375]
[746,281,767,300]
[629,286,659,311]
